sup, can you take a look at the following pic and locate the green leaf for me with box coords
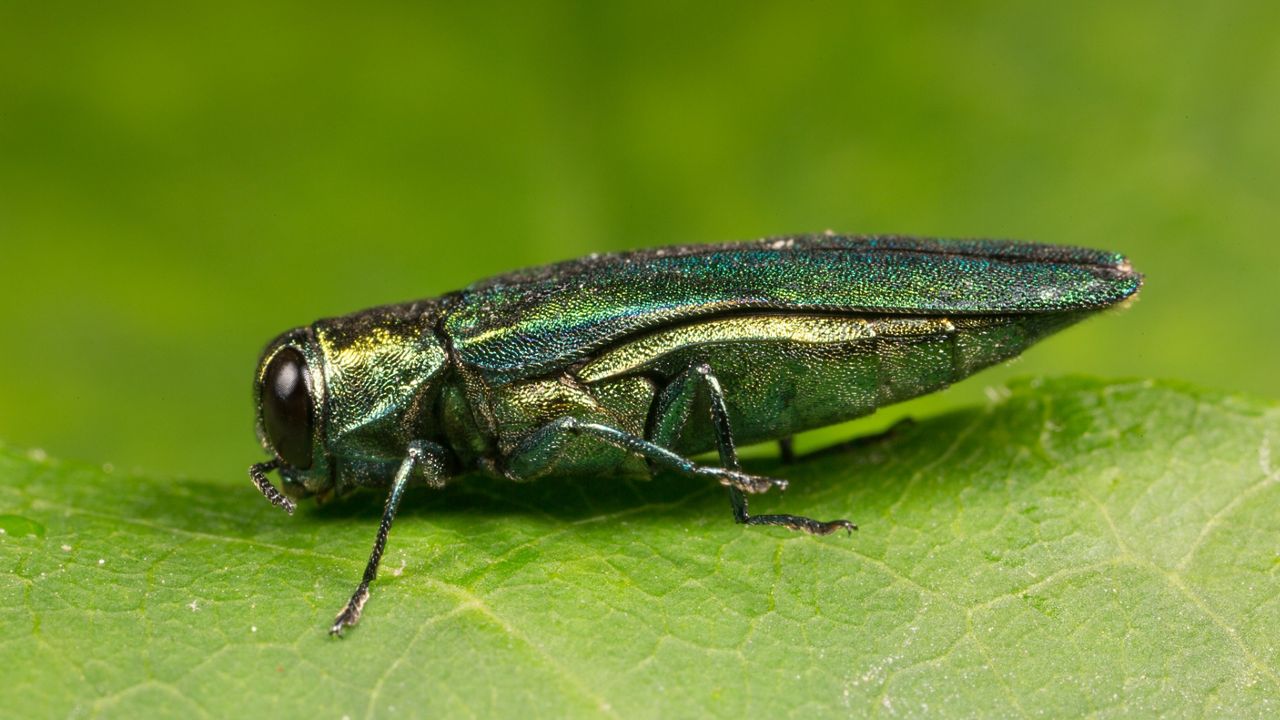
[2,377,1278,718]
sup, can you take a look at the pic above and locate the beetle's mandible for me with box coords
[248,234,1142,635]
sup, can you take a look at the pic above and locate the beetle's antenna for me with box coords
[249,460,296,514]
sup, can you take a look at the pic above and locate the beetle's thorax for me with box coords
[311,300,452,493]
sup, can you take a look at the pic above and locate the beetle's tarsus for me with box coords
[744,515,858,535]
[710,468,787,494]
[727,487,856,535]
[330,582,370,637]
[248,460,295,514]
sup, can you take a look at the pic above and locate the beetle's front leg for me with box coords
[650,362,855,535]
[330,440,449,637]
[503,417,788,495]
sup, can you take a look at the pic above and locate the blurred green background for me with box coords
[1,1,1277,482]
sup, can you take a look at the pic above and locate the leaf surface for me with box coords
[2,377,1278,718]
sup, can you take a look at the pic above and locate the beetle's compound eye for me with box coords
[262,347,314,469]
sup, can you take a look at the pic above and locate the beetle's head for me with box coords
[250,327,329,513]
[249,305,451,513]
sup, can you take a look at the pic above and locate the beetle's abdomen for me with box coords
[579,312,1089,454]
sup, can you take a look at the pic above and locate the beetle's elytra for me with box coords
[249,234,1142,635]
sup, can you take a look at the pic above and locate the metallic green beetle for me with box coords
[249,234,1142,635]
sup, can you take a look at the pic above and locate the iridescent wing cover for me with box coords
[445,234,1142,383]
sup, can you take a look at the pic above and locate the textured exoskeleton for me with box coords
[248,234,1142,634]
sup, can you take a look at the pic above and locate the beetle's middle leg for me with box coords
[649,363,855,536]
[503,417,788,494]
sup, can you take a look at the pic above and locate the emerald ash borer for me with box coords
[249,234,1142,635]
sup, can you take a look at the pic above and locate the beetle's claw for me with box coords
[825,519,858,536]
[329,583,369,637]
[802,518,856,535]
[330,609,356,637]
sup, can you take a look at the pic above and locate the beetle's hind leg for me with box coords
[649,363,855,536]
